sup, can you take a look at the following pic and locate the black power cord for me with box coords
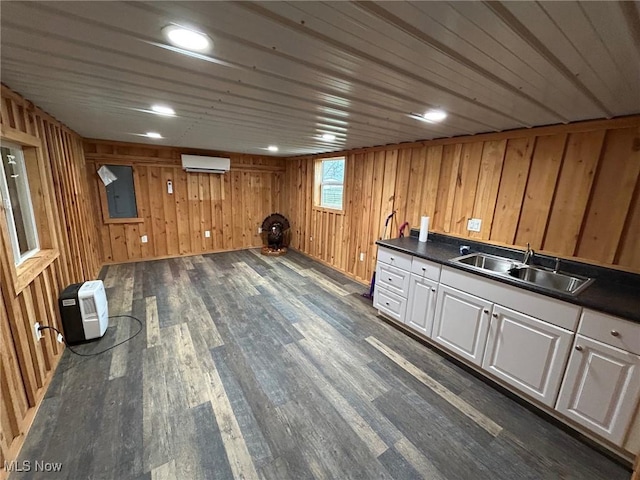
[38,315,143,357]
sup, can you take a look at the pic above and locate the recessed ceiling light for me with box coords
[151,105,175,116]
[321,133,336,141]
[422,109,447,123]
[162,25,211,52]
[267,145,279,152]
[145,132,163,139]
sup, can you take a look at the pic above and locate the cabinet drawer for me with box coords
[578,310,640,355]
[374,286,407,322]
[411,257,441,282]
[377,247,412,272]
[376,263,411,298]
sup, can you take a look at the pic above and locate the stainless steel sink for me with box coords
[451,253,524,273]
[507,266,593,295]
[450,253,594,295]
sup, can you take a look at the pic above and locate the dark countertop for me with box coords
[377,234,640,324]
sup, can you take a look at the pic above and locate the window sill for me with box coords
[313,206,345,215]
[14,248,59,294]
[103,217,144,225]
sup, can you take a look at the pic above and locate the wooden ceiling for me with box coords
[1,1,639,156]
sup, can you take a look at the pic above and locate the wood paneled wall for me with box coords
[1,86,638,474]
[284,117,640,283]
[0,85,101,475]
[84,140,286,263]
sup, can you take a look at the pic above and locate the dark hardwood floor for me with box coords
[13,249,630,479]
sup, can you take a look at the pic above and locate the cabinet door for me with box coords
[406,275,438,336]
[432,285,492,366]
[556,335,640,445]
[482,305,573,406]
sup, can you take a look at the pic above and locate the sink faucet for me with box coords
[553,257,561,273]
[523,243,534,265]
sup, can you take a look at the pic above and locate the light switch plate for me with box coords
[467,218,482,232]
[205,230,211,238]
[141,235,148,243]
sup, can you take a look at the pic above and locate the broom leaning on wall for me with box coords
[363,210,398,300]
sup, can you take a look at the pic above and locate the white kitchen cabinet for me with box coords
[556,335,640,445]
[440,266,581,330]
[405,274,438,336]
[578,309,640,355]
[375,247,413,323]
[432,284,492,366]
[375,262,411,298]
[482,305,573,406]
[375,243,640,458]
[373,284,407,322]
[377,247,412,271]
[410,257,441,282]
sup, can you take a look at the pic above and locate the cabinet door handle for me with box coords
[385,302,390,306]
[388,278,393,282]
[431,288,436,292]
[421,267,426,271]
[483,309,489,314]
[492,313,498,318]
[390,257,394,261]
[575,345,583,351]
[611,330,620,337]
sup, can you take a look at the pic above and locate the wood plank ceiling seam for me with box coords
[485,1,613,118]
[235,1,531,128]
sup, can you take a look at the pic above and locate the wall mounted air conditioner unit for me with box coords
[181,154,231,174]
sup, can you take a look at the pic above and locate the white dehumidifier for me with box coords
[58,280,109,345]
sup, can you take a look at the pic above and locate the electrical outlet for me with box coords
[141,235,148,243]
[56,333,64,344]
[258,227,262,234]
[205,230,211,238]
[310,236,313,241]
[34,322,42,341]
[359,252,365,262]
[467,218,482,232]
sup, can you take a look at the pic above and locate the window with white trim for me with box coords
[316,157,345,210]
[0,143,39,265]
